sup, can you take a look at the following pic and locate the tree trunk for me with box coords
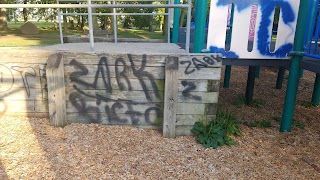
[110,16,114,32]
[0,0,8,30]
[162,9,168,36]
[179,9,185,27]
[81,15,85,29]
[62,9,68,32]
[53,15,57,30]
[77,15,81,29]
[92,8,99,30]
[148,16,154,32]
[123,16,130,29]
[23,0,28,22]
[69,16,74,29]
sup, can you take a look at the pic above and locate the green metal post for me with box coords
[312,73,320,107]
[255,66,261,78]
[276,66,286,89]
[224,5,234,88]
[224,65,232,88]
[245,66,256,104]
[280,1,309,132]
[172,0,181,43]
[193,0,208,53]
[299,69,304,78]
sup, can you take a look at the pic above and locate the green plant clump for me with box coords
[191,111,241,149]
[232,96,265,108]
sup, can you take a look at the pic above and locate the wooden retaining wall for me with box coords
[0,50,221,136]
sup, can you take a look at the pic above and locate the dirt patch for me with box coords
[0,66,319,179]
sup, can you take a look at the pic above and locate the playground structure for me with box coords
[204,0,320,132]
[0,0,319,135]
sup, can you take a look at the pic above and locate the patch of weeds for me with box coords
[191,111,241,149]
[232,96,246,107]
[243,120,272,128]
[232,95,265,108]
[250,99,265,108]
[300,101,312,108]
[273,116,281,122]
[293,121,305,129]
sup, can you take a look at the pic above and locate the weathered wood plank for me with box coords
[65,64,221,80]
[65,89,218,103]
[46,53,67,127]
[179,67,221,80]
[63,54,167,67]
[67,112,162,126]
[163,57,179,138]
[66,101,216,115]
[0,78,46,90]
[63,53,222,68]
[0,50,51,63]
[0,88,47,101]
[176,115,216,126]
[175,125,194,136]
[0,112,49,118]
[177,103,217,115]
[66,78,219,92]
[66,100,162,114]
[0,100,48,113]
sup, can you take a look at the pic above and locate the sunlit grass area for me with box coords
[117,28,166,40]
[0,35,60,47]
[0,21,167,47]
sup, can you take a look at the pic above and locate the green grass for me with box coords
[232,96,265,108]
[300,101,313,108]
[0,21,166,47]
[117,28,166,40]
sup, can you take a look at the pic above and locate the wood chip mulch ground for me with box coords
[0,66,319,179]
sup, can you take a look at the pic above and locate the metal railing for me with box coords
[57,0,170,44]
[1,1,192,52]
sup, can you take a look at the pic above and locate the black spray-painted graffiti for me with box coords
[179,55,221,101]
[181,80,201,101]
[180,55,221,75]
[69,54,219,124]
[0,64,47,99]
[69,54,162,125]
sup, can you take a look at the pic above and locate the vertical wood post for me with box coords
[46,53,67,127]
[163,56,179,138]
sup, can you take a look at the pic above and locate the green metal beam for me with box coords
[193,0,208,53]
[172,0,181,43]
[280,0,310,132]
